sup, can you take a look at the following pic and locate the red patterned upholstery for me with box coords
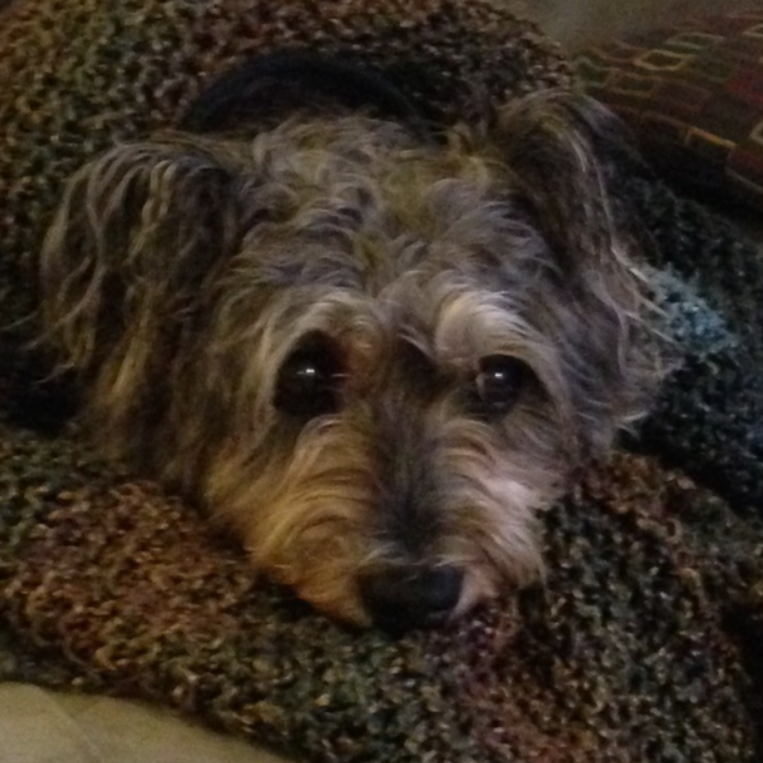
[577,9,763,208]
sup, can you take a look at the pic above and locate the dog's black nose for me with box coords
[360,565,463,632]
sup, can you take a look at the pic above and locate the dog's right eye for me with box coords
[472,355,530,416]
[274,336,341,418]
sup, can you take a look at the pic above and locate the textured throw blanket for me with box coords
[0,2,762,762]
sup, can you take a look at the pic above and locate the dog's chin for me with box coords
[273,561,500,630]
[276,566,373,628]
[226,490,546,630]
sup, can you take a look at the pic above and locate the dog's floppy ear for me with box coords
[493,89,662,449]
[39,140,244,373]
[494,88,648,285]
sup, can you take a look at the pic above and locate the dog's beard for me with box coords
[202,396,556,626]
[38,91,665,628]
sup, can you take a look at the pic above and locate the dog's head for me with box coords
[40,84,662,630]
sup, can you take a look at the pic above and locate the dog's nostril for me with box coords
[360,565,463,632]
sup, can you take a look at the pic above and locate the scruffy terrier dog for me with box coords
[38,55,661,631]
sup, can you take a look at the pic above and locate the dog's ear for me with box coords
[494,88,648,286]
[493,89,662,451]
[39,139,244,373]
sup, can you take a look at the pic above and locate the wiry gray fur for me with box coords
[39,90,665,628]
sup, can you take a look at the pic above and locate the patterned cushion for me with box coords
[576,9,763,208]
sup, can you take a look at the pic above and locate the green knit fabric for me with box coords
[1,428,761,762]
[0,2,762,762]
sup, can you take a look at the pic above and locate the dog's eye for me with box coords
[274,336,341,418]
[474,355,529,415]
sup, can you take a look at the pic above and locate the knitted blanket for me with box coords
[0,2,762,762]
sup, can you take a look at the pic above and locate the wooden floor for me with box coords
[0,683,290,763]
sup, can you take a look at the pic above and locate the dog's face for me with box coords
[40,90,660,630]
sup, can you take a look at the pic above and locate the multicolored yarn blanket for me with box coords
[0,2,761,761]
[576,9,763,210]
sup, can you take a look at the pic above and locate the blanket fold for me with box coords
[0,426,761,762]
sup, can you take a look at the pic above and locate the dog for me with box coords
[37,54,662,631]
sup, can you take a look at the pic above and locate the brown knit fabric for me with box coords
[1,426,761,762]
[0,2,762,762]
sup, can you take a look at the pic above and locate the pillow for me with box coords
[576,9,763,208]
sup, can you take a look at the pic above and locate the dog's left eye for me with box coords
[274,337,341,418]
[474,355,529,415]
